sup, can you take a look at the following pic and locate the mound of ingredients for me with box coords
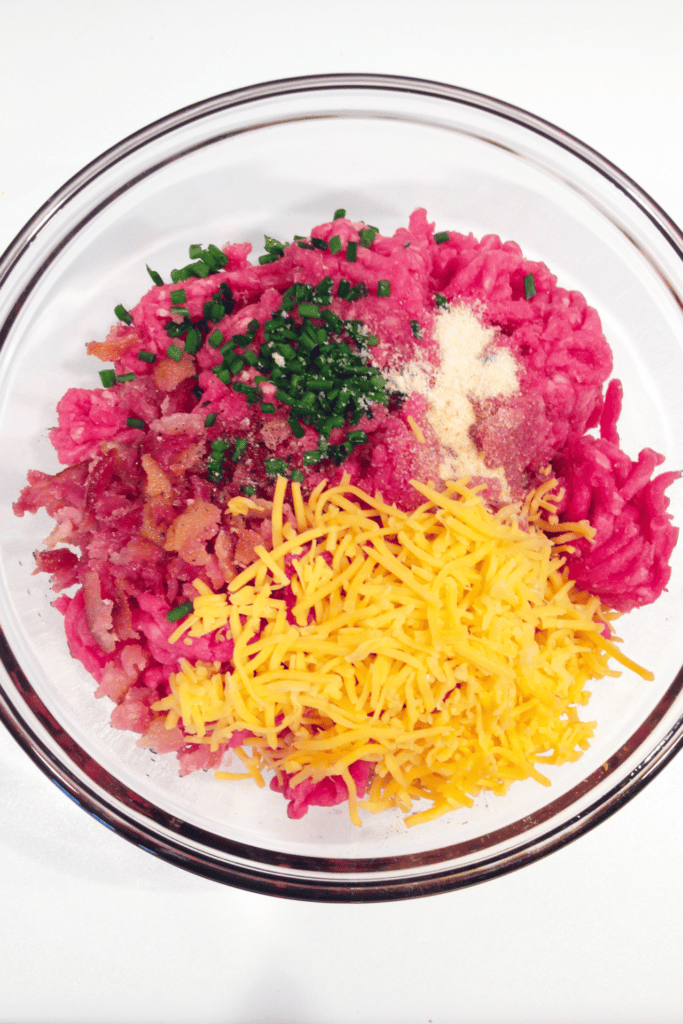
[14,209,680,826]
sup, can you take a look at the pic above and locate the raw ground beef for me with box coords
[13,209,679,819]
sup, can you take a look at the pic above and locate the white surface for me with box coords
[2,2,683,1022]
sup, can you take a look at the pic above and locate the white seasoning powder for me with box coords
[383,303,519,494]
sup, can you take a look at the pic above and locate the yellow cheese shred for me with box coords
[154,476,652,827]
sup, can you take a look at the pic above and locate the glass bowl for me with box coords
[1,74,682,902]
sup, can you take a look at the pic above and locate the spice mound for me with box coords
[13,208,679,825]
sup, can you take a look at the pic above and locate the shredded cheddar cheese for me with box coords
[153,476,652,827]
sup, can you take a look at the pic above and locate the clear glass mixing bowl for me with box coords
[1,74,682,901]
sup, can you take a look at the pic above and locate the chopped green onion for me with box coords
[243,349,258,366]
[302,449,321,466]
[208,329,223,348]
[146,266,163,286]
[241,484,256,496]
[358,228,376,248]
[410,320,422,339]
[377,280,391,297]
[260,402,276,414]
[345,241,358,263]
[114,304,133,325]
[166,344,183,362]
[204,413,217,427]
[434,293,448,308]
[290,468,305,483]
[310,237,328,251]
[259,254,280,265]
[116,372,136,383]
[126,417,146,430]
[524,272,536,300]
[337,279,351,299]
[434,231,450,244]
[334,208,346,220]
[99,369,116,388]
[329,235,342,254]
[166,601,193,623]
[137,350,157,363]
[296,241,314,250]
[170,288,187,304]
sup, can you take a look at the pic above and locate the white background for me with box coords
[2,2,683,1022]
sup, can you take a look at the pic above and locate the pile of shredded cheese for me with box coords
[153,475,651,827]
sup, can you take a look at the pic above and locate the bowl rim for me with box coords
[1,72,683,902]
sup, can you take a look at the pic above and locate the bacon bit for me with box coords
[214,528,236,583]
[141,453,172,500]
[95,660,134,703]
[112,581,140,641]
[136,715,185,753]
[87,323,141,362]
[82,569,117,653]
[150,412,205,437]
[152,352,196,392]
[168,440,205,477]
[141,500,172,547]
[260,418,291,450]
[164,499,221,565]
[234,527,263,568]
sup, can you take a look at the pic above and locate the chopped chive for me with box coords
[298,303,320,319]
[345,241,358,262]
[310,237,327,251]
[377,279,391,297]
[166,344,183,362]
[170,288,187,304]
[137,350,157,363]
[184,328,202,355]
[434,293,448,308]
[204,413,217,427]
[328,235,342,255]
[259,254,280,265]
[334,208,346,220]
[167,600,193,622]
[126,417,146,430]
[303,449,321,465]
[337,279,350,299]
[208,329,223,348]
[410,320,422,339]
[99,369,116,388]
[434,231,450,244]
[241,484,256,496]
[260,402,276,414]
[288,416,305,438]
[358,228,376,248]
[115,372,136,383]
[524,272,536,300]
[346,282,368,301]
[290,468,304,483]
[296,241,314,250]
[243,349,258,366]
[265,457,288,476]
[114,304,133,325]
[146,265,163,286]
[231,437,248,461]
